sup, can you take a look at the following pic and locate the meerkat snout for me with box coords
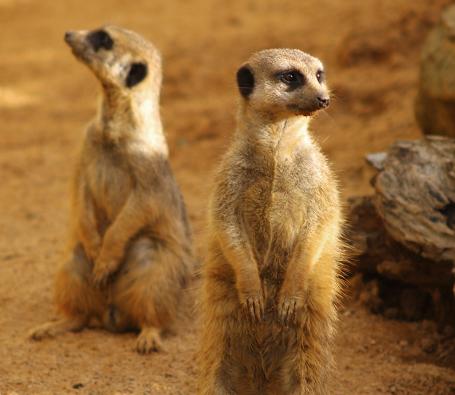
[236,48,330,119]
[317,96,330,108]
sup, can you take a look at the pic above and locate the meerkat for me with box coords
[198,49,344,394]
[28,25,194,353]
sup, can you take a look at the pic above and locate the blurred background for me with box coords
[1,0,454,394]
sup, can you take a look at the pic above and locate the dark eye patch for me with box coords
[87,29,114,52]
[277,69,305,90]
[126,62,148,88]
[316,69,325,83]
[236,65,255,98]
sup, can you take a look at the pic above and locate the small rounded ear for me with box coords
[126,62,148,88]
[236,64,255,98]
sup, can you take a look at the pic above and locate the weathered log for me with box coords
[415,5,455,138]
[370,136,455,264]
[347,196,455,324]
[348,196,453,288]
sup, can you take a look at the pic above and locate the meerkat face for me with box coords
[64,25,161,91]
[236,49,330,119]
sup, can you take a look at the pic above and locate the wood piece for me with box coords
[371,137,455,263]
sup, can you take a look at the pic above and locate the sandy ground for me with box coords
[1,0,455,393]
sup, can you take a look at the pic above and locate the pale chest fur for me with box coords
[84,142,133,221]
[240,143,326,267]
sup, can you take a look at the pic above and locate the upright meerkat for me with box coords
[199,49,344,394]
[29,26,194,353]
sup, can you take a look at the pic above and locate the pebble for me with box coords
[399,339,409,347]
[420,337,437,353]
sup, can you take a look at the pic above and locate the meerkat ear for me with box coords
[126,62,148,88]
[236,65,255,98]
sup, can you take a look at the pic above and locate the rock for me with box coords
[399,339,409,347]
[420,337,437,353]
[415,5,455,138]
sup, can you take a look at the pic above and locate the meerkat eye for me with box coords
[88,30,114,51]
[278,70,304,88]
[316,69,325,83]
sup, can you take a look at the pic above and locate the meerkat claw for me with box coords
[244,295,264,322]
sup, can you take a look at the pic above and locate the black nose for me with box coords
[64,31,73,43]
[317,97,330,108]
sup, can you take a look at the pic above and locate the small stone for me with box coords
[399,340,409,347]
[421,337,437,353]
[72,383,84,390]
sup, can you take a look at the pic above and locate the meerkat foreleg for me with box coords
[92,193,157,287]
[76,183,102,262]
[278,223,331,325]
[216,221,264,322]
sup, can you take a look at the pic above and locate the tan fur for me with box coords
[198,49,344,394]
[29,26,194,353]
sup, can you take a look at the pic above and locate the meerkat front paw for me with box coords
[238,291,264,322]
[245,295,264,322]
[91,243,123,287]
[92,256,117,287]
[278,294,304,325]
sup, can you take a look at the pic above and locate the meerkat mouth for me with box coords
[287,104,317,117]
[288,101,330,117]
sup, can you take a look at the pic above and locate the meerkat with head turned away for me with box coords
[28,25,194,354]
[199,49,344,394]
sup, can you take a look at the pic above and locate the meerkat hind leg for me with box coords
[28,316,88,340]
[111,237,186,354]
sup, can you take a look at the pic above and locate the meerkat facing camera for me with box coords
[199,49,344,394]
[29,26,194,353]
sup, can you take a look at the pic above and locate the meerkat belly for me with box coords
[242,177,304,267]
[88,153,132,222]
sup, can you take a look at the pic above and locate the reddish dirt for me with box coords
[1,0,455,394]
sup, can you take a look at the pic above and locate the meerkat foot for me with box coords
[28,317,87,340]
[135,327,163,354]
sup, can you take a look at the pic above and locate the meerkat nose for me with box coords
[317,96,330,108]
[64,31,74,43]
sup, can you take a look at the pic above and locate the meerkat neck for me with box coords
[96,86,168,155]
[236,105,313,152]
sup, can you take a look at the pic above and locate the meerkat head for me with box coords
[64,25,161,94]
[236,49,330,120]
